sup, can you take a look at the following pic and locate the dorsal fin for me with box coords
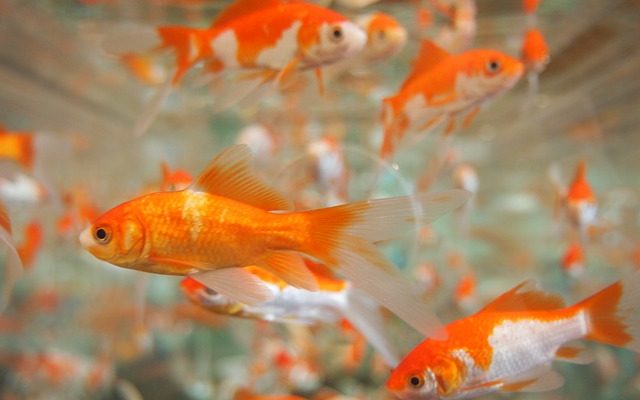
[478,280,566,313]
[401,40,450,90]
[211,0,302,29]
[193,145,292,211]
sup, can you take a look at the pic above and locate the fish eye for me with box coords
[329,25,343,43]
[486,59,502,74]
[94,226,112,244]
[408,374,425,389]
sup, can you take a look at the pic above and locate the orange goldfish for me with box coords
[120,53,166,86]
[387,274,640,399]
[523,0,541,15]
[17,221,43,270]
[0,127,34,171]
[380,40,523,160]
[159,162,193,192]
[521,28,549,75]
[0,199,23,311]
[180,258,399,366]
[562,242,584,277]
[80,145,470,338]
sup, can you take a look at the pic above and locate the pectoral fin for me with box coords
[191,268,275,306]
[256,251,318,291]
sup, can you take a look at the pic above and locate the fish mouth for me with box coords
[78,227,94,250]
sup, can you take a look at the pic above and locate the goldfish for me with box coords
[129,0,366,135]
[80,144,470,338]
[565,160,597,232]
[520,28,549,95]
[159,162,193,192]
[180,258,400,366]
[120,53,166,86]
[454,273,475,310]
[432,0,477,53]
[17,221,43,269]
[57,186,101,238]
[355,12,407,63]
[0,126,34,171]
[380,40,523,160]
[523,0,541,15]
[0,199,23,311]
[562,242,584,278]
[0,172,47,204]
[386,273,640,399]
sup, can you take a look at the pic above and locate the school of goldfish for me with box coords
[1,0,639,399]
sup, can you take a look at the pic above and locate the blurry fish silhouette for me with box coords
[380,40,523,161]
[129,0,367,135]
[387,273,640,399]
[0,173,47,204]
[356,12,407,63]
[80,144,470,338]
[17,221,43,270]
[561,242,584,278]
[180,258,400,366]
[159,162,193,192]
[0,126,34,171]
[520,28,549,95]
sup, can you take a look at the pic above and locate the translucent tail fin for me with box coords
[576,271,640,352]
[300,190,470,337]
[342,288,399,366]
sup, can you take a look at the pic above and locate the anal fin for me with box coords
[555,342,594,364]
[257,251,318,292]
[501,366,565,393]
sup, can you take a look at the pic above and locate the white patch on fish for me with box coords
[256,21,302,70]
[212,30,239,68]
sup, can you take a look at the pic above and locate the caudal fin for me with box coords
[156,26,208,85]
[576,271,640,352]
[0,201,23,312]
[342,288,399,367]
[300,190,470,337]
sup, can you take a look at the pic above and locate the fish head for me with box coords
[358,12,407,62]
[79,205,146,268]
[299,11,366,67]
[386,368,439,399]
[387,343,464,400]
[457,50,524,101]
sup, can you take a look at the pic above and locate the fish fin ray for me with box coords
[478,279,565,314]
[0,210,23,312]
[191,268,274,306]
[256,251,318,291]
[194,144,292,210]
[343,288,400,366]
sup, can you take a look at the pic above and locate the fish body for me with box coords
[81,145,470,338]
[386,275,640,399]
[380,40,523,160]
[157,0,367,84]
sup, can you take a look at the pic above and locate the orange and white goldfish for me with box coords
[520,28,549,95]
[0,127,34,171]
[17,221,43,270]
[565,160,597,233]
[180,258,399,366]
[156,0,366,86]
[0,199,23,311]
[80,145,470,338]
[387,273,640,399]
[432,0,477,53]
[562,242,584,277]
[380,40,523,160]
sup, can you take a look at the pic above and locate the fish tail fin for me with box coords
[0,201,23,312]
[576,271,640,352]
[300,190,469,337]
[156,26,208,85]
[342,288,399,366]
